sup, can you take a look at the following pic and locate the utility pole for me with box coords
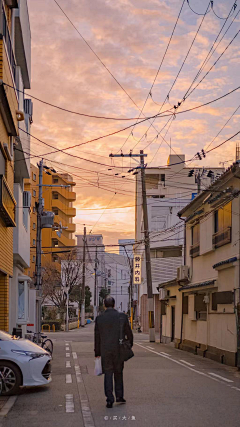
[109,151,155,341]
[35,159,43,341]
[140,150,155,342]
[80,226,86,327]
[94,245,98,320]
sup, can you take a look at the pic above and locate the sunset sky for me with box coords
[27,0,240,245]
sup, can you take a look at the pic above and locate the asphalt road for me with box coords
[1,324,240,427]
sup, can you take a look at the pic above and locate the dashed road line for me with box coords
[65,394,74,413]
[146,346,154,350]
[72,352,77,359]
[66,353,70,357]
[0,396,17,417]
[208,372,233,383]
[66,347,70,351]
[160,352,170,356]
[66,374,72,384]
[134,343,238,389]
[75,364,82,383]
[231,386,240,391]
[180,360,195,367]
[66,361,71,368]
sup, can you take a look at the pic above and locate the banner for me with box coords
[133,255,141,285]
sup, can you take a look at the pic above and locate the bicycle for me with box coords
[27,331,53,356]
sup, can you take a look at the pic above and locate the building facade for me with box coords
[135,154,223,333]
[25,165,77,281]
[158,162,240,367]
[0,0,32,333]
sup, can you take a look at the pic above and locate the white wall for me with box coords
[13,183,30,268]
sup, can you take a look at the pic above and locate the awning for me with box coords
[179,279,216,291]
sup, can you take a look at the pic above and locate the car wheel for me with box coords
[0,362,22,395]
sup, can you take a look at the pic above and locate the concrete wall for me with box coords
[13,183,30,267]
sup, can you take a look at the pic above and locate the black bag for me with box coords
[119,315,134,363]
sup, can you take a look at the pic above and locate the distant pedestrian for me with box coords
[94,296,133,408]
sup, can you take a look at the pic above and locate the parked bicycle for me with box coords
[27,331,53,356]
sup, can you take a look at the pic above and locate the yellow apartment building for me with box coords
[0,1,20,331]
[25,164,76,281]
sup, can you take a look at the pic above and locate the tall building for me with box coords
[0,0,32,333]
[118,239,135,258]
[135,154,224,332]
[25,164,76,280]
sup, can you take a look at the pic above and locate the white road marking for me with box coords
[65,394,74,413]
[146,346,154,350]
[208,372,233,383]
[160,352,171,356]
[66,347,70,351]
[75,364,82,383]
[180,360,195,367]
[66,353,70,357]
[231,386,240,391]
[66,361,71,368]
[0,396,17,417]
[135,343,236,387]
[66,374,72,384]
[72,352,77,359]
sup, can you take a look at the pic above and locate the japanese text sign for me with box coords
[133,255,141,285]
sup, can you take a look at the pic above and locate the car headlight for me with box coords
[11,350,45,359]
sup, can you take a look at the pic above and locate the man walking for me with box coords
[94,296,133,408]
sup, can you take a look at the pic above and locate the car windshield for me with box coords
[0,330,17,341]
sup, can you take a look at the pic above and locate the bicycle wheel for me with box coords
[42,339,53,356]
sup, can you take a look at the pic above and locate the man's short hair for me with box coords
[104,296,115,308]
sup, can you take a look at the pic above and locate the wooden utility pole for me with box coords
[94,245,98,320]
[80,226,86,326]
[109,151,155,341]
[140,150,155,341]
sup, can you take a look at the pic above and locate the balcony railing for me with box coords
[0,175,16,227]
[1,5,16,82]
[190,242,200,258]
[212,227,231,249]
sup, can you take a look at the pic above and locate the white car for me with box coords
[0,330,52,395]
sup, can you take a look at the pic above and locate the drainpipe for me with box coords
[178,214,186,346]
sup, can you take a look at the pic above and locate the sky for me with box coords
[27,0,240,245]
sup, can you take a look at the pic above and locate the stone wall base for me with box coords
[176,339,236,367]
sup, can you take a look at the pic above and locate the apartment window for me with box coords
[33,223,36,230]
[33,173,36,181]
[53,178,58,184]
[32,255,36,262]
[213,202,232,248]
[33,206,36,213]
[108,269,111,278]
[52,254,58,263]
[33,190,36,197]
[33,239,36,246]
[52,192,58,199]
[52,208,59,215]
[194,294,207,321]
[190,223,200,257]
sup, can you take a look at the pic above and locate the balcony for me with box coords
[51,230,75,247]
[212,227,231,249]
[53,215,76,233]
[65,223,76,233]
[64,191,76,202]
[52,199,76,217]
[190,242,200,258]
[0,175,16,226]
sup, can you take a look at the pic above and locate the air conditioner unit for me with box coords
[23,191,31,209]
[159,288,167,300]
[177,265,189,281]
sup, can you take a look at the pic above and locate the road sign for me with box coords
[133,255,141,285]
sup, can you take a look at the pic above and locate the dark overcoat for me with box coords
[94,308,133,373]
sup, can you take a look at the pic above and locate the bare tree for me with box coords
[42,251,82,321]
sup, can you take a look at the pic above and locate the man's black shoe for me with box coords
[106,402,113,408]
[116,398,126,403]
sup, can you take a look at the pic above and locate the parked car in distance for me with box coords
[0,330,52,395]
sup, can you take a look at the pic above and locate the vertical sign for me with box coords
[133,255,141,285]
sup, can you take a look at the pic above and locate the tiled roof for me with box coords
[212,257,237,269]
[179,279,216,291]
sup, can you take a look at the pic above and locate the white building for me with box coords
[76,234,131,313]
[9,0,33,337]
[118,239,135,258]
[135,154,224,333]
